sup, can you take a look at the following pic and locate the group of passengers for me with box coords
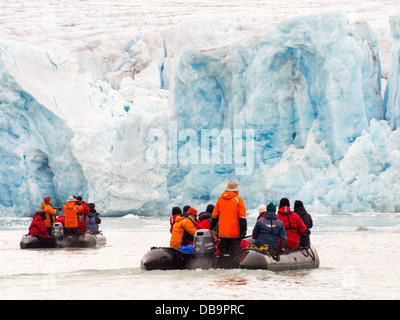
[28,196,101,238]
[169,180,313,268]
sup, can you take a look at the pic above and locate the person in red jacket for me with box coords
[28,211,50,238]
[76,196,89,233]
[277,198,307,249]
[169,207,182,233]
[197,204,214,230]
[55,214,65,228]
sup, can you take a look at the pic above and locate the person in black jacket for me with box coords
[293,200,313,247]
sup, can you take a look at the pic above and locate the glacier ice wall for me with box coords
[172,14,383,162]
[0,41,89,214]
[384,16,400,129]
[169,14,390,212]
[0,39,169,216]
[1,13,400,216]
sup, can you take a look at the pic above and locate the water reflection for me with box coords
[216,276,248,287]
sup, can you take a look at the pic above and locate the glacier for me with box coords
[1,11,400,216]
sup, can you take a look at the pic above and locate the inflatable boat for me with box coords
[141,229,217,270]
[140,229,319,271]
[240,244,319,271]
[20,222,106,249]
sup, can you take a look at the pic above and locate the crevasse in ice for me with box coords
[1,13,400,216]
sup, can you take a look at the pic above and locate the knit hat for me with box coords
[225,181,241,191]
[206,204,214,213]
[267,202,276,213]
[258,205,266,214]
[44,196,50,203]
[172,207,182,216]
[279,198,290,208]
[294,200,304,209]
[187,208,197,216]
[183,205,191,213]
[35,210,46,219]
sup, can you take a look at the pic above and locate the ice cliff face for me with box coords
[1,13,400,216]
[169,14,389,213]
[173,14,383,163]
[384,16,400,129]
[0,39,169,215]
[0,41,89,213]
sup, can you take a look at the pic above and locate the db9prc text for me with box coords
[199,304,245,315]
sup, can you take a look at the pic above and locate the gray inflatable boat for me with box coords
[141,230,319,271]
[240,244,320,271]
[20,222,106,249]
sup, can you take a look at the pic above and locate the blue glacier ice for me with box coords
[384,16,400,129]
[1,13,400,217]
[169,14,388,212]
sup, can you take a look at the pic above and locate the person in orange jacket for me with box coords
[41,196,60,236]
[64,197,83,237]
[170,208,198,250]
[210,181,247,268]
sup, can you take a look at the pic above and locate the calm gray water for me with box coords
[1,213,399,300]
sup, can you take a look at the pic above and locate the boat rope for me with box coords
[247,244,281,262]
[299,246,316,261]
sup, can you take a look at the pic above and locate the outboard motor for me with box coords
[52,222,64,240]
[189,229,217,269]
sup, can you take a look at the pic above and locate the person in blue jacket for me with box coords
[85,203,101,233]
[252,202,287,251]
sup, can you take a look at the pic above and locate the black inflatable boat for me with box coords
[20,222,106,249]
[141,229,217,270]
[140,229,319,271]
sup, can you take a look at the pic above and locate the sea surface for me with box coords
[1,213,399,300]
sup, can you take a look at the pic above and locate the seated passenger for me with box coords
[256,204,267,220]
[277,198,307,249]
[85,203,101,233]
[186,208,203,230]
[169,207,182,233]
[252,202,286,251]
[55,214,65,228]
[170,208,197,250]
[294,200,313,248]
[28,210,50,238]
[197,204,214,230]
